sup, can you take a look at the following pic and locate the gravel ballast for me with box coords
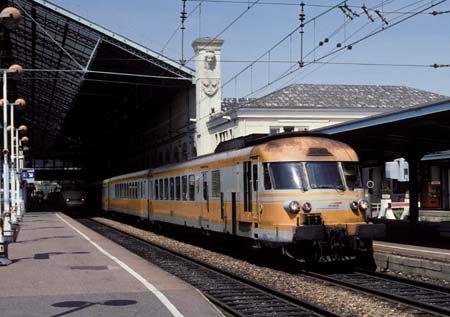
[92,217,421,317]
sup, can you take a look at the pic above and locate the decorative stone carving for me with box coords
[201,50,219,97]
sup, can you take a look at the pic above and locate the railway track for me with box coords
[79,218,340,317]
[302,267,450,316]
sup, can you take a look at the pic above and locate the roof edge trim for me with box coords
[316,98,450,135]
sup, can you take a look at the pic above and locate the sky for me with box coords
[49,0,450,98]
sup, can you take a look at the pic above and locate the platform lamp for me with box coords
[8,98,26,227]
[0,7,22,30]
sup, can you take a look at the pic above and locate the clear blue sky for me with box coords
[50,0,450,98]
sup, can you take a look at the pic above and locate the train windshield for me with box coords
[305,162,343,189]
[342,162,362,189]
[267,162,305,190]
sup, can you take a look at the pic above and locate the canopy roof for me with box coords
[1,0,194,159]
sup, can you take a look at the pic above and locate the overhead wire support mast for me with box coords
[180,0,188,65]
[299,1,305,67]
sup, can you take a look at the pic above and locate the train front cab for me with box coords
[250,136,385,259]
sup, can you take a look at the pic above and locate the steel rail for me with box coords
[302,268,450,317]
[80,218,341,317]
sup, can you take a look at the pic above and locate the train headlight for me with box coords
[350,201,359,212]
[284,200,300,214]
[81,198,85,202]
[66,198,70,202]
[302,202,312,213]
[358,199,369,212]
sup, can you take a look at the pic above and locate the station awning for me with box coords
[1,0,194,160]
[317,98,450,165]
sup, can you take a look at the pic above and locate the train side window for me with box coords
[159,179,164,200]
[252,164,258,191]
[170,177,175,200]
[154,180,159,200]
[211,170,220,198]
[188,175,195,201]
[182,176,188,200]
[263,163,272,189]
[164,179,169,200]
[175,177,181,200]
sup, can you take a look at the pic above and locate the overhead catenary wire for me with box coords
[240,0,447,99]
[186,0,441,14]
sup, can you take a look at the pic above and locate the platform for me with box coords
[0,212,222,317]
[374,241,450,280]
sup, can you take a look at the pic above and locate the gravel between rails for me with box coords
[91,217,421,317]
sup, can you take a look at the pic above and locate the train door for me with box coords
[251,163,259,220]
[243,162,252,214]
[103,184,109,211]
[148,179,153,221]
[202,171,210,227]
[231,192,237,235]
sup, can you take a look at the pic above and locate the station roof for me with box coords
[316,98,450,165]
[222,84,448,111]
[1,0,194,159]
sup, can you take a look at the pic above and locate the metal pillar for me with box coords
[10,101,17,225]
[407,156,420,240]
[1,71,12,265]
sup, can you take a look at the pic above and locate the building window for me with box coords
[283,126,294,133]
[269,127,280,135]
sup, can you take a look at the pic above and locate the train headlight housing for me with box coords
[358,199,369,212]
[302,202,312,213]
[350,201,359,212]
[284,200,300,214]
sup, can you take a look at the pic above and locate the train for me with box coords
[53,181,88,210]
[102,133,385,260]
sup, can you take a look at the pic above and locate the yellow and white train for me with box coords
[102,134,385,259]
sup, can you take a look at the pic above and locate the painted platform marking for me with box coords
[55,213,184,317]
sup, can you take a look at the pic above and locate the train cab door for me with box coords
[244,161,259,220]
[251,162,259,220]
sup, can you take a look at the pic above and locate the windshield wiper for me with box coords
[335,184,345,191]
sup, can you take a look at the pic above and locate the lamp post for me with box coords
[0,6,23,265]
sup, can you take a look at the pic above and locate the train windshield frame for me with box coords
[305,162,344,190]
[265,162,307,190]
[341,162,363,190]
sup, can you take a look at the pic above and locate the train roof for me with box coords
[103,133,357,182]
[104,169,150,183]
